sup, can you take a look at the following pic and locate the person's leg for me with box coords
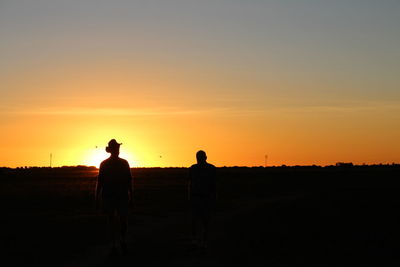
[119,215,128,242]
[200,200,212,248]
[201,216,209,248]
[108,213,118,253]
[191,212,196,238]
[119,214,128,254]
[191,199,199,244]
[120,215,127,238]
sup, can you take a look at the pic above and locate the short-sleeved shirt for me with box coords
[98,157,132,200]
[189,162,216,198]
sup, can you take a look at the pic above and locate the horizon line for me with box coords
[2,162,399,169]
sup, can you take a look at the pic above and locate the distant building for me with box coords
[335,162,354,167]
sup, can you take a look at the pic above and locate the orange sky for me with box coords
[1,1,399,167]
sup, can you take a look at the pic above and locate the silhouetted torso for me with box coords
[189,162,216,197]
[98,157,132,199]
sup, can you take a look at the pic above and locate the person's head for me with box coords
[105,139,121,157]
[196,150,207,164]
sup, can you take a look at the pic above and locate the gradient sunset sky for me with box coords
[1,0,399,167]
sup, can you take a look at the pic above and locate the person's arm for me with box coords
[95,166,103,210]
[128,173,133,207]
[188,167,192,201]
[126,162,134,207]
[211,166,217,200]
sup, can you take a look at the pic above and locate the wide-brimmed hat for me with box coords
[106,139,122,151]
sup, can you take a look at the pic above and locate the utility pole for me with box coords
[265,154,268,167]
[50,153,52,168]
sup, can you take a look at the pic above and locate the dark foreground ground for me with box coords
[1,165,400,266]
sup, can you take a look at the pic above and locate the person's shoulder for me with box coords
[189,164,199,174]
[207,163,216,169]
[117,157,128,163]
[190,164,197,169]
[118,157,130,166]
[100,158,110,168]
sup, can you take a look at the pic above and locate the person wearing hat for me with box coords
[95,139,133,255]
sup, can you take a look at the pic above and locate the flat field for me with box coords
[0,166,399,266]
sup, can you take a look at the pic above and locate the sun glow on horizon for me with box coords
[82,147,138,168]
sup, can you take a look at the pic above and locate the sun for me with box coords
[83,147,136,168]
[84,149,108,167]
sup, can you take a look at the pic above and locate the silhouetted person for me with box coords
[188,150,217,249]
[95,139,133,255]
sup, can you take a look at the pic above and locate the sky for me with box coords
[1,0,399,167]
